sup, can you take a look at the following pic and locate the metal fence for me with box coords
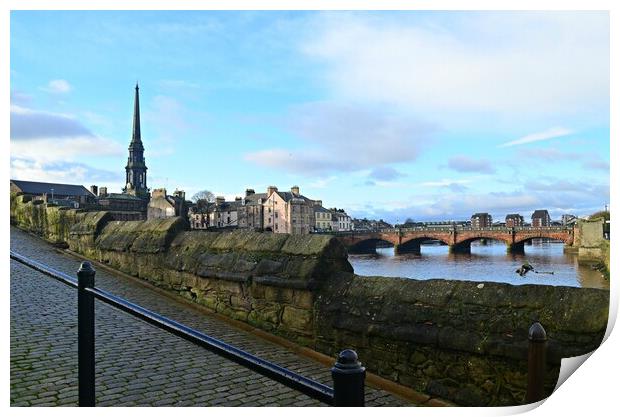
[10,251,366,407]
[11,250,550,406]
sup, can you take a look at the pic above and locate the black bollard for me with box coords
[526,322,548,403]
[331,349,366,407]
[77,261,96,407]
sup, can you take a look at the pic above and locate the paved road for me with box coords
[10,227,413,407]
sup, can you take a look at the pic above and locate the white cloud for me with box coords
[10,158,122,186]
[245,101,433,175]
[42,79,72,94]
[302,12,609,122]
[11,136,124,164]
[447,155,495,173]
[498,127,573,148]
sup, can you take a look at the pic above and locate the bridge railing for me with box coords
[10,251,366,407]
[317,226,573,235]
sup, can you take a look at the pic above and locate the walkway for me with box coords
[10,227,413,407]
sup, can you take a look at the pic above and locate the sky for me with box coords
[9,10,610,223]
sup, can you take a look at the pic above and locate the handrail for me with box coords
[85,285,335,403]
[10,250,366,407]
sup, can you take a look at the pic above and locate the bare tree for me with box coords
[191,190,215,210]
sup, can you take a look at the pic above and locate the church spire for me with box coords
[124,83,148,199]
[131,83,141,144]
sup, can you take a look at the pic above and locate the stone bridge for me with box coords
[326,226,575,254]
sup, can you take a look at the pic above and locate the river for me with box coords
[348,240,609,289]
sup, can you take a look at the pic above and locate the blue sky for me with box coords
[10,10,610,222]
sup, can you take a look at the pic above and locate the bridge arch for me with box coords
[397,235,451,254]
[348,237,396,254]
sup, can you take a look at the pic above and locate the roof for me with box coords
[101,193,143,201]
[532,209,550,218]
[273,191,315,204]
[244,192,268,205]
[505,213,523,218]
[471,212,491,217]
[315,206,331,213]
[11,179,94,197]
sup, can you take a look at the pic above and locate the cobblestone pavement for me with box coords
[10,227,413,407]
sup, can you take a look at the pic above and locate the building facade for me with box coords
[263,186,315,234]
[147,188,188,220]
[505,214,524,228]
[471,213,493,228]
[10,180,96,206]
[531,210,551,227]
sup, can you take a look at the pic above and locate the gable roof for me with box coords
[532,209,550,219]
[11,179,94,197]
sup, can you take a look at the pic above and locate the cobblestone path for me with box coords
[10,227,413,407]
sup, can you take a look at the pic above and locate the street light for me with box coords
[50,188,54,200]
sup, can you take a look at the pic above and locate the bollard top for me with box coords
[335,349,362,370]
[528,322,548,342]
[77,261,96,277]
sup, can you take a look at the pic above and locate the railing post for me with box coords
[77,261,96,407]
[331,349,365,407]
[526,322,548,403]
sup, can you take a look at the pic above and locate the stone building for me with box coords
[314,206,353,232]
[237,189,268,231]
[263,186,316,234]
[505,213,524,228]
[531,209,551,227]
[471,212,493,228]
[147,188,188,220]
[314,205,333,231]
[10,179,95,207]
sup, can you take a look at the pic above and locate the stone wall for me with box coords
[314,275,607,405]
[577,219,605,261]
[9,199,609,406]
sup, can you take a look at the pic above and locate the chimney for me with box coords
[267,186,278,196]
[99,187,108,197]
[216,196,225,205]
[245,188,255,197]
[291,185,300,196]
[90,185,98,196]
[153,188,167,199]
[173,189,185,200]
[314,200,323,207]
[235,196,242,202]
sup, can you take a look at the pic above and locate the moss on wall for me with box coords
[11,195,610,406]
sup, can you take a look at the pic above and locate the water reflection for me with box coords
[349,240,608,289]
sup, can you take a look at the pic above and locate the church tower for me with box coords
[124,83,149,199]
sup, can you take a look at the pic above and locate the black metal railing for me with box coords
[10,251,366,407]
[11,250,550,406]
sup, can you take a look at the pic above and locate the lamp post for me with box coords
[51,188,54,201]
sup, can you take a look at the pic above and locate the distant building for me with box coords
[147,188,188,220]
[314,206,352,232]
[10,179,96,206]
[332,209,352,232]
[209,196,242,228]
[531,210,551,227]
[237,189,267,231]
[314,205,333,231]
[352,218,393,231]
[505,214,524,228]
[471,213,492,228]
[263,186,315,234]
[561,214,578,225]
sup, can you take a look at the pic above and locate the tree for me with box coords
[191,190,215,210]
[589,210,610,221]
